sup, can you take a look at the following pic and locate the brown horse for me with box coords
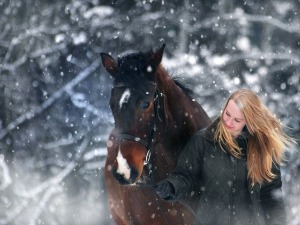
[100,44,211,225]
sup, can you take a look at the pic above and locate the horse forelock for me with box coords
[115,51,156,92]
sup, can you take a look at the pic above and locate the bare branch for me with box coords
[223,13,300,34]
[0,157,12,190]
[0,60,100,140]
[29,186,63,225]
[189,12,300,34]
[16,136,89,199]
[217,52,300,67]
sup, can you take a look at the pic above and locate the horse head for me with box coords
[101,45,166,185]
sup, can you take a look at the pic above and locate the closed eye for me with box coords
[141,101,150,109]
[227,111,242,122]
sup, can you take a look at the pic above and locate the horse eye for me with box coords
[141,101,150,109]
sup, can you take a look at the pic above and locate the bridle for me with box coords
[113,81,167,165]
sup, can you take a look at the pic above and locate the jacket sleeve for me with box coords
[260,162,287,225]
[164,130,205,200]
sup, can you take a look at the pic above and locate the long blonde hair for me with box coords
[214,89,294,185]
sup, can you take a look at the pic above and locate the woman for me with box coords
[154,89,294,225]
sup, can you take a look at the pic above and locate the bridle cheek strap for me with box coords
[116,89,167,166]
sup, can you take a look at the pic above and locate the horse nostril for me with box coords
[130,167,138,182]
[113,167,129,185]
[112,166,139,185]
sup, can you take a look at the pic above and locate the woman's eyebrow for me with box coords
[226,109,244,121]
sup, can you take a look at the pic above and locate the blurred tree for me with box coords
[0,0,299,224]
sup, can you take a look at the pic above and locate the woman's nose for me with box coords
[227,118,234,126]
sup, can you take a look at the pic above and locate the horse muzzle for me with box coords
[112,166,139,185]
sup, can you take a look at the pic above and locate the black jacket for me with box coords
[165,119,286,225]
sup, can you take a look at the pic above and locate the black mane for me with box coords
[173,77,196,97]
[115,50,195,97]
[115,51,155,91]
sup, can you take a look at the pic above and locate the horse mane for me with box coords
[172,76,196,97]
[116,49,196,98]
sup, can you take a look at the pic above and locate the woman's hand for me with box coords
[154,181,175,200]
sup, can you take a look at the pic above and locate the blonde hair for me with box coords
[214,89,294,185]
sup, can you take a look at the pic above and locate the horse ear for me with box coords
[100,53,118,77]
[151,44,166,66]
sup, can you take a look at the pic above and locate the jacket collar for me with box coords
[204,117,220,142]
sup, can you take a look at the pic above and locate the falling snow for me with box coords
[0,0,299,225]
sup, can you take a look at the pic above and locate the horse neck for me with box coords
[151,67,196,160]
[149,65,211,180]
[155,65,187,108]
[155,65,209,134]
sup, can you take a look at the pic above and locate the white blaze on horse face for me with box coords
[116,148,131,180]
[119,88,131,109]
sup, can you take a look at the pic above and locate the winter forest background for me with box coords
[0,0,299,224]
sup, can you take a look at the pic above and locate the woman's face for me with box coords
[222,99,246,137]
